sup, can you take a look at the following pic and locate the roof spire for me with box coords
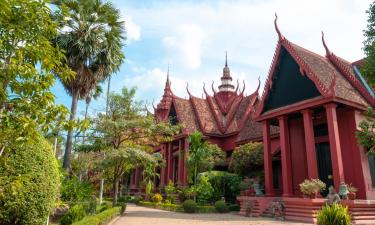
[274,13,284,40]
[218,52,235,92]
[321,31,332,56]
[164,65,171,93]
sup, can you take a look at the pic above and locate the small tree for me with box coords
[362,1,375,89]
[229,142,263,176]
[356,108,375,155]
[187,131,225,201]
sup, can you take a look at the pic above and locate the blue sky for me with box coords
[52,0,372,118]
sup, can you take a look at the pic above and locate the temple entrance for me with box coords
[315,142,333,196]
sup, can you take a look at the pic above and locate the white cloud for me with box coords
[115,0,372,103]
[163,24,205,69]
[124,15,141,43]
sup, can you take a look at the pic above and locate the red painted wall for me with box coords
[289,117,308,196]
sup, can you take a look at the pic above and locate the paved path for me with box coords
[112,204,310,225]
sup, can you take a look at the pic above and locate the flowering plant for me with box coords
[299,179,326,196]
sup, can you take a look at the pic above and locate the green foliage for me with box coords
[362,2,375,89]
[152,193,163,203]
[187,131,225,201]
[60,204,86,225]
[214,200,228,213]
[196,205,216,213]
[182,200,197,213]
[203,171,242,203]
[0,0,72,155]
[196,175,214,205]
[72,207,121,225]
[299,179,326,196]
[229,142,263,176]
[176,187,193,202]
[228,204,240,211]
[0,133,60,225]
[61,177,94,204]
[356,108,375,155]
[317,204,351,225]
[138,201,183,212]
[145,180,154,200]
[165,180,176,203]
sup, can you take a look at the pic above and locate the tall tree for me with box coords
[0,0,72,155]
[54,0,125,169]
[363,1,375,89]
[80,87,180,205]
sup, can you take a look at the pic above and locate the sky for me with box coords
[52,0,373,118]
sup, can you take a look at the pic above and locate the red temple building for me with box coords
[129,15,375,224]
[237,17,375,223]
[129,55,279,191]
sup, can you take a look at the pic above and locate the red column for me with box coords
[325,103,345,188]
[166,143,172,184]
[134,168,140,188]
[262,120,274,196]
[183,138,189,186]
[302,109,319,179]
[278,116,293,197]
[178,139,184,186]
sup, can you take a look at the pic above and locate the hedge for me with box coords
[72,207,121,225]
[138,201,217,213]
[0,133,60,225]
[138,201,183,212]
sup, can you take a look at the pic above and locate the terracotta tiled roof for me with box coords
[173,97,200,133]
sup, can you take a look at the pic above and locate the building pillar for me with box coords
[134,168,140,188]
[302,109,319,179]
[262,120,274,196]
[178,139,184,186]
[166,142,173,184]
[183,138,189,186]
[325,103,345,188]
[278,116,293,197]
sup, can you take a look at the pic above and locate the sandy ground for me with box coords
[112,204,310,225]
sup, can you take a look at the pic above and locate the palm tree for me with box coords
[54,0,125,169]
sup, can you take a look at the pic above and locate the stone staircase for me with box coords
[237,196,277,217]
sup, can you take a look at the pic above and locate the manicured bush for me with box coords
[118,196,131,203]
[98,202,111,212]
[138,201,183,212]
[60,204,86,225]
[228,204,240,211]
[317,204,351,225]
[0,133,60,225]
[130,195,143,204]
[72,207,121,225]
[196,175,214,204]
[214,200,228,213]
[152,193,163,203]
[183,200,197,213]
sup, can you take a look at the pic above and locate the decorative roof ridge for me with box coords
[187,92,207,133]
[206,95,226,134]
[321,32,375,106]
[223,95,244,132]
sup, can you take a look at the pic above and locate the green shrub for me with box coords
[61,177,94,204]
[196,175,214,204]
[214,200,228,213]
[165,180,176,203]
[60,204,86,225]
[118,196,131,203]
[82,196,97,215]
[317,204,351,225]
[0,133,60,225]
[183,200,197,213]
[131,195,143,204]
[99,202,111,213]
[152,193,163,203]
[72,207,121,225]
[228,204,240,211]
[203,171,242,203]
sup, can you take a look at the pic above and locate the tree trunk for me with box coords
[99,178,104,205]
[63,93,78,169]
[82,101,90,144]
[106,76,111,114]
[113,177,119,206]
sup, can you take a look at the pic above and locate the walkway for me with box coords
[112,204,309,225]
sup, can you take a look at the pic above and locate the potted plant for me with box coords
[347,184,358,200]
[299,179,326,198]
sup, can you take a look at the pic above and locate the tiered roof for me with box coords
[154,57,266,143]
